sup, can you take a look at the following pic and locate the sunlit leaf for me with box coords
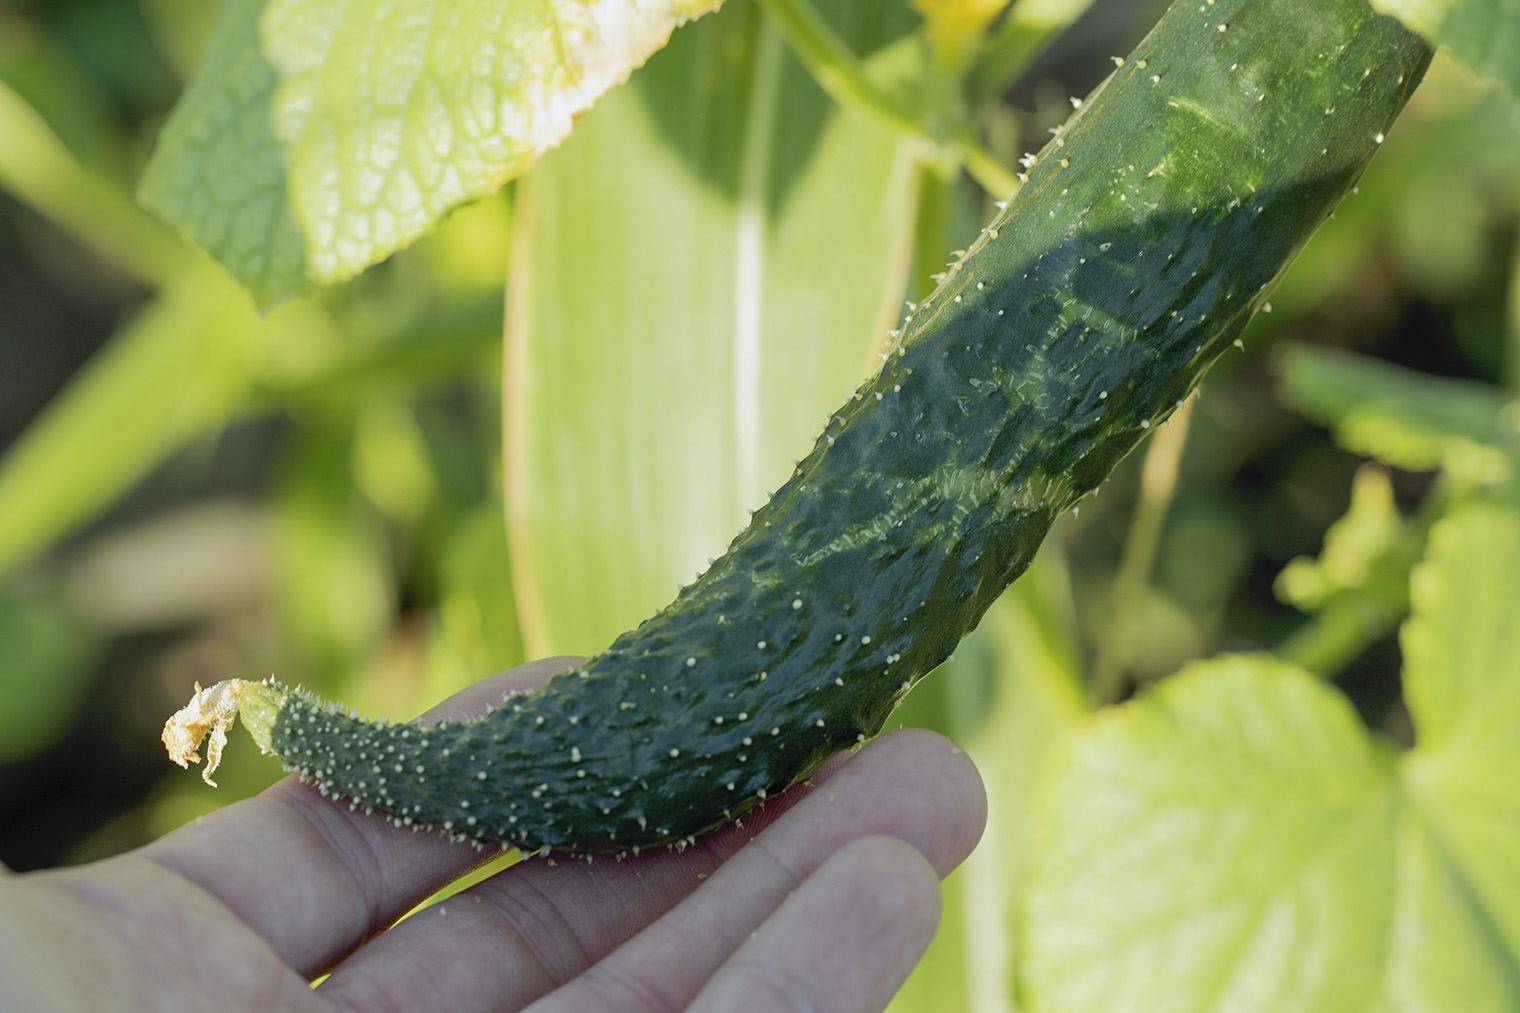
[1276,343,1515,481]
[1023,502,1520,1012]
[1025,655,1399,1013]
[1372,0,1520,100]
[1382,808,1520,1011]
[1401,502,1520,960]
[506,1,917,656]
[138,0,722,305]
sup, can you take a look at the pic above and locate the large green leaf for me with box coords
[1373,0,1520,100]
[505,1,917,656]
[138,0,722,306]
[1022,502,1520,1012]
[1024,656,1400,1012]
[1401,503,1520,958]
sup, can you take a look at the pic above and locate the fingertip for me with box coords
[688,834,944,1013]
[836,728,989,876]
[838,833,943,929]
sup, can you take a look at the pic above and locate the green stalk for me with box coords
[758,0,1020,199]
[1089,395,1195,705]
[1507,228,1520,392]
[969,0,1100,101]
[0,80,183,287]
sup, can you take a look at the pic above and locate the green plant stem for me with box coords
[1507,227,1520,392]
[1089,395,1195,706]
[1273,593,1398,677]
[0,80,183,287]
[910,164,953,302]
[970,0,1100,102]
[757,0,1019,199]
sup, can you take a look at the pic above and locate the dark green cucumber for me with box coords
[166,0,1429,855]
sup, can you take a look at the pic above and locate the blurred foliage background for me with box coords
[2,0,1518,1008]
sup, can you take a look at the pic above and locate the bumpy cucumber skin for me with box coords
[271,0,1429,854]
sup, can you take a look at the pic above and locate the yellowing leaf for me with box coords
[505,2,917,655]
[139,0,722,305]
[1025,656,1399,1013]
[1401,502,1520,962]
[1023,503,1520,1012]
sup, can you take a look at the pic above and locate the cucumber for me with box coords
[164,0,1430,855]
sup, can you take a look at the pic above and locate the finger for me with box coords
[314,751,851,1013]
[523,728,982,1013]
[135,657,584,977]
[690,835,941,1013]
[318,728,985,1013]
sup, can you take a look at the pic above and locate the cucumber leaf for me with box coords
[138,0,721,306]
[1024,656,1400,1013]
[1023,501,1520,1012]
[505,0,917,655]
[1276,344,1515,482]
[1372,0,1520,101]
[1401,503,1520,956]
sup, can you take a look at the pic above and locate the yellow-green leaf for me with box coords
[1025,656,1399,1013]
[1401,502,1520,962]
[138,0,722,306]
[1023,504,1520,1011]
[505,2,917,656]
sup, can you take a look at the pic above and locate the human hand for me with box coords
[0,657,986,1012]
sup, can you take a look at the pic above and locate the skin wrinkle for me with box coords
[514,735,982,1013]
[272,790,403,935]
[161,790,395,976]
[692,838,940,1013]
[518,820,821,1012]
[548,948,692,1013]
[462,790,784,991]
[706,963,824,1013]
[39,857,311,1011]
